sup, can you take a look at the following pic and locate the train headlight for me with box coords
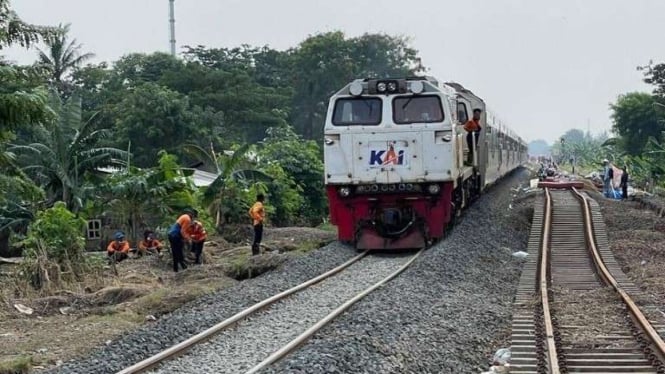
[441,134,452,142]
[387,81,397,92]
[427,184,441,195]
[324,137,335,145]
[376,82,387,93]
[349,81,363,96]
[338,187,351,197]
[410,80,424,94]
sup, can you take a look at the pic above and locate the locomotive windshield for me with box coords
[393,95,444,124]
[332,98,382,126]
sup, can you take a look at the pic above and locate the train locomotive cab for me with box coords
[323,77,461,250]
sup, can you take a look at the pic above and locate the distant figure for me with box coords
[189,220,207,265]
[620,166,629,200]
[138,230,163,257]
[602,159,614,197]
[463,108,482,165]
[107,231,130,263]
[248,194,266,256]
[168,208,197,272]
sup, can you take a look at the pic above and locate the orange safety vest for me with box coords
[463,119,481,132]
[107,240,130,254]
[139,239,162,251]
[248,202,265,226]
[189,222,207,242]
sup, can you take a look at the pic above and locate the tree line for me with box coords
[0,0,424,257]
[533,61,665,189]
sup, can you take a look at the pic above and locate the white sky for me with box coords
[6,0,665,144]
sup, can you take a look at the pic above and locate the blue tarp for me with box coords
[605,188,622,199]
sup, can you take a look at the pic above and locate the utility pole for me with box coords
[169,0,176,57]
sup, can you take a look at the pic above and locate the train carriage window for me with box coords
[332,98,382,126]
[457,102,468,124]
[393,95,444,124]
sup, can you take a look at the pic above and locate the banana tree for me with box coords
[183,143,271,228]
[99,152,197,243]
[10,93,127,211]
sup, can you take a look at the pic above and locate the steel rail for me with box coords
[571,187,665,360]
[539,188,561,373]
[244,247,425,374]
[116,251,369,374]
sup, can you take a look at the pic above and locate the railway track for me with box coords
[115,249,423,374]
[511,187,665,373]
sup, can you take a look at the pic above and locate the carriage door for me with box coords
[456,99,470,170]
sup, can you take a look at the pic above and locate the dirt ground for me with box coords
[597,197,665,307]
[0,226,335,372]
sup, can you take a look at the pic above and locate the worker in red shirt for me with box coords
[248,194,266,256]
[464,108,482,165]
[189,220,207,265]
[167,208,197,272]
[107,231,130,263]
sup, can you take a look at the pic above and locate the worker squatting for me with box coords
[106,195,267,272]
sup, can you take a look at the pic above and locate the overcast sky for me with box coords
[6,0,665,144]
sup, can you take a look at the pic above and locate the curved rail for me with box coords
[116,251,369,374]
[539,188,561,373]
[571,187,665,361]
[244,248,425,374]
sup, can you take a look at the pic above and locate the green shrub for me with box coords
[20,202,88,290]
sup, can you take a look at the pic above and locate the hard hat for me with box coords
[114,231,125,240]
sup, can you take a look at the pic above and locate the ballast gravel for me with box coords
[150,254,412,374]
[265,168,531,374]
[42,243,358,374]
[45,168,530,374]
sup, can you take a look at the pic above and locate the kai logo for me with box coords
[369,141,406,167]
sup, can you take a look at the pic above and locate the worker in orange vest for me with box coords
[167,208,197,272]
[107,231,130,263]
[189,220,207,264]
[138,230,163,257]
[248,194,266,256]
[463,108,482,165]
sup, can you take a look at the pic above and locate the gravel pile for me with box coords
[150,254,413,374]
[265,168,531,374]
[42,243,358,374]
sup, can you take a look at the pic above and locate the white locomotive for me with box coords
[324,76,527,250]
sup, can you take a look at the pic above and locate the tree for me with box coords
[258,126,325,224]
[112,82,202,167]
[0,0,56,256]
[98,152,197,242]
[561,129,585,144]
[37,23,95,94]
[184,143,270,228]
[112,52,183,88]
[288,32,424,140]
[0,0,55,49]
[639,60,665,98]
[175,47,293,143]
[610,92,665,155]
[0,65,52,143]
[11,93,127,210]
